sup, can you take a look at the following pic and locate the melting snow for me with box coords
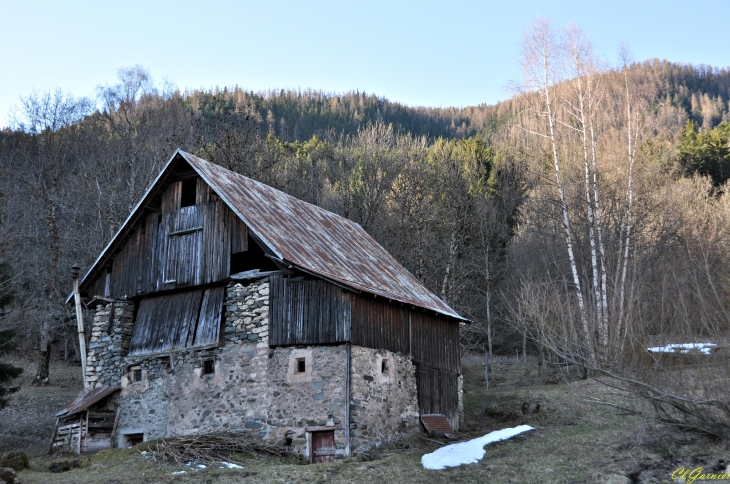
[220,462,244,469]
[421,425,534,470]
[171,471,187,475]
[647,342,716,355]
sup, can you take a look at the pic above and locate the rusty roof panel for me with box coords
[179,151,464,320]
[56,385,120,417]
[421,414,453,433]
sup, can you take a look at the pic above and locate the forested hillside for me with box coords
[162,59,730,144]
[1,24,730,437]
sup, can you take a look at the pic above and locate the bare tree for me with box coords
[519,18,593,361]
[7,90,92,384]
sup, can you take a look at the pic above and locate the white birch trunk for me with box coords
[540,46,593,361]
[573,67,603,349]
[589,119,609,343]
[618,64,635,346]
[441,218,458,305]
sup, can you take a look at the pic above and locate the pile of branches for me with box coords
[153,429,286,466]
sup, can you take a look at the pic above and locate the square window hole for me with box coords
[125,433,144,447]
[133,368,142,383]
[296,358,305,374]
[381,359,389,374]
[180,177,198,207]
[202,359,215,376]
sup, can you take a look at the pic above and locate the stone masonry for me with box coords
[85,301,135,388]
[85,278,422,457]
[222,281,270,347]
[349,346,420,453]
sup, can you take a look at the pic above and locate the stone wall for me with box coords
[87,278,424,457]
[349,346,420,453]
[85,301,135,388]
[113,343,348,458]
[222,280,270,348]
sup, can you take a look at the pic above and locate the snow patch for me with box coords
[220,462,244,469]
[171,471,187,475]
[421,425,534,470]
[647,342,716,355]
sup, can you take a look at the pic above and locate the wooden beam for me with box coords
[229,269,294,281]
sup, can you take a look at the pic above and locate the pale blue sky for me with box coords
[1,0,728,127]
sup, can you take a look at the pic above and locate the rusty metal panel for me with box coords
[56,386,120,417]
[178,151,464,321]
[421,414,453,433]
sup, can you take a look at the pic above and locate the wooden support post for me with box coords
[47,417,59,455]
[345,342,351,457]
[77,414,83,455]
[110,409,121,449]
[71,264,88,389]
[83,410,89,454]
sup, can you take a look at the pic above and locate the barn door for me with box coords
[415,363,460,431]
[310,431,335,463]
[162,205,204,287]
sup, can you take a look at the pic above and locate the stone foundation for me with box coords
[84,278,423,457]
[349,346,420,453]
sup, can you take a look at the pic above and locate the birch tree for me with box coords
[520,19,593,361]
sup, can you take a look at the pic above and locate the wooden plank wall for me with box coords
[129,287,225,355]
[268,275,351,346]
[96,181,247,299]
[410,311,461,374]
[350,295,409,355]
[350,295,460,374]
[195,287,226,346]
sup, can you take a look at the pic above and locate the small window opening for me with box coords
[381,359,389,374]
[285,437,293,446]
[125,433,144,447]
[202,359,215,376]
[133,368,142,383]
[180,178,197,208]
[296,358,306,374]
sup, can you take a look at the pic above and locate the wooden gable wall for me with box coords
[85,176,248,300]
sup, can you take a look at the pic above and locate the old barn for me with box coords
[61,149,465,461]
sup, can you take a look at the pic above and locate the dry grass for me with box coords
[1,354,729,483]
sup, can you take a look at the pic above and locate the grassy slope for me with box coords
[1,356,728,483]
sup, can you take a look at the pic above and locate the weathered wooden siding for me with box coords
[350,295,409,356]
[129,287,225,355]
[268,275,351,346]
[409,310,461,374]
[95,197,246,300]
[415,363,460,430]
[350,294,460,374]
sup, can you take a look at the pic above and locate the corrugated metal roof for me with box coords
[178,151,464,320]
[56,385,120,417]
